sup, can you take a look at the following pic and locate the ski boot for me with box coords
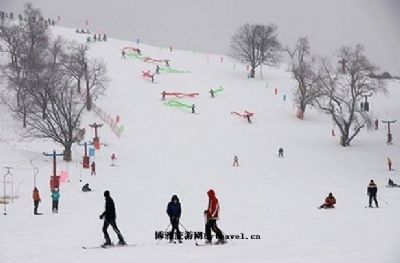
[117,240,127,246]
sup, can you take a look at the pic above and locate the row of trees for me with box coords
[230,24,386,146]
[0,3,108,160]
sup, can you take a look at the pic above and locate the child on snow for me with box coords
[166,195,182,243]
[33,187,41,215]
[51,188,60,213]
[319,193,336,209]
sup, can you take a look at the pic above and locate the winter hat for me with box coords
[171,195,179,202]
[207,189,215,198]
[104,190,110,198]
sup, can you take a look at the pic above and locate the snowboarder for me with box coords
[161,90,166,101]
[278,148,284,158]
[91,161,96,175]
[51,188,60,213]
[111,153,117,166]
[387,157,393,171]
[191,104,195,114]
[388,179,399,188]
[318,193,336,209]
[82,183,92,192]
[367,180,378,208]
[155,65,160,74]
[99,190,126,246]
[204,189,225,244]
[32,187,41,215]
[121,49,126,59]
[233,155,239,167]
[374,119,379,130]
[209,89,215,98]
[166,195,182,243]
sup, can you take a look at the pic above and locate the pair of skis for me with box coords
[82,244,136,250]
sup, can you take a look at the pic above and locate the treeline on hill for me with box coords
[229,24,388,146]
[0,3,108,161]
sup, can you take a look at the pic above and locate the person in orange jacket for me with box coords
[319,193,336,209]
[204,189,225,244]
[32,187,41,215]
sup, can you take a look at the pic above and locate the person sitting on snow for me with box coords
[388,178,399,188]
[319,193,336,209]
[82,183,92,192]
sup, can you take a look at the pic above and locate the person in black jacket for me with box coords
[166,195,182,243]
[367,180,378,208]
[99,190,126,246]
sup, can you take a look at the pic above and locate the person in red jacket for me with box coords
[111,153,117,166]
[204,189,225,244]
[319,193,336,209]
[32,187,41,215]
[91,161,96,175]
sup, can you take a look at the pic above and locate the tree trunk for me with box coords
[250,67,255,78]
[41,102,47,119]
[86,86,91,111]
[77,77,81,93]
[63,144,72,161]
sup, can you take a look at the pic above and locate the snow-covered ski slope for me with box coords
[0,26,399,263]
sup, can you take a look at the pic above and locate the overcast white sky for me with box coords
[1,0,400,74]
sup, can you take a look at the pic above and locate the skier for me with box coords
[209,89,215,98]
[233,155,239,167]
[151,74,154,83]
[82,183,92,192]
[387,157,393,171]
[318,193,336,209]
[156,65,160,74]
[111,153,117,166]
[91,161,96,175]
[374,119,379,130]
[93,34,97,41]
[388,179,399,188]
[121,49,126,59]
[278,148,284,158]
[99,190,126,246]
[166,195,182,243]
[165,60,170,67]
[367,180,378,208]
[103,33,107,41]
[204,189,225,244]
[32,187,41,215]
[51,188,60,213]
[161,90,166,101]
[191,104,195,114]
[246,114,252,124]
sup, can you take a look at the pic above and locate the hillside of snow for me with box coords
[0,26,399,263]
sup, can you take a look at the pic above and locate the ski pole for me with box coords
[156,223,171,245]
[179,222,190,232]
[378,197,389,204]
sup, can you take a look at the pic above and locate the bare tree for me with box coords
[230,23,280,78]
[83,58,108,110]
[285,37,321,119]
[61,43,89,93]
[25,76,86,161]
[314,45,386,146]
